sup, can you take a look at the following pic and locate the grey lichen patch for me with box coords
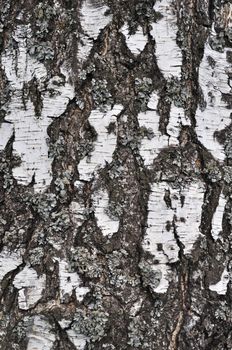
[214,2,232,47]
[224,166,232,184]
[27,247,45,266]
[48,134,67,160]
[1,206,33,250]
[28,1,72,64]
[139,258,162,292]
[165,76,190,110]
[28,192,58,220]
[225,133,232,161]
[127,299,168,349]
[134,77,153,111]
[7,316,31,350]
[151,148,182,182]
[105,195,123,220]
[116,114,141,152]
[78,63,96,81]
[209,30,226,52]
[0,151,20,192]
[71,247,103,279]
[53,174,72,203]
[91,78,114,111]
[214,300,231,321]
[46,210,73,249]
[28,41,55,62]
[102,344,116,350]
[202,161,223,183]
[20,9,54,62]
[105,250,140,291]
[72,307,109,344]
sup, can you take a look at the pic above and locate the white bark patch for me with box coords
[0,122,14,150]
[93,189,119,237]
[69,201,86,227]
[212,192,226,241]
[59,320,89,350]
[167,104,191,144]
[138,93,167,165]
[143,182,204,293]
[138,108,166,166]
[209,267,230,295]
[151,0,182,78]
[0,249,22,282]
[138,93,189,165]
[81,0,111,39]
[66,329,89,350]
[13,265,46,310]
[78,104,123,181]
[26,316,55,350]
[78,0,112,61]
[58,259,89,303]
[1,25,74,192]
[129,298,143,317]
[147,92,159,110]
[120,24,147,55]
[195,39,232,161]
[77,35,94,63]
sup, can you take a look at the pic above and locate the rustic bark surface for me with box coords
[0,0,232,349]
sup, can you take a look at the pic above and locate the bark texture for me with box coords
[0,0,232,349]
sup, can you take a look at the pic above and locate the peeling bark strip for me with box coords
[151,0,182,78]
[26,316,56,350]
[212,191,226,241]
[93,189,119,237]
[120,24,147,55]
[138,92,190,165]
[13,266,46,310]
[1,25,74,192]
[57,258,89,303]
[142,182,204,293]
[78,0,112,61]
[78,104,123,181]
[195,35,232,161]
[0,0,232,349]
[0,249,22,282]
[209,266,230,295]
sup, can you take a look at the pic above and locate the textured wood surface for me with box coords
[0,0,231,349]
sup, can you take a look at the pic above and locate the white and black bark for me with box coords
[0,0,232,349]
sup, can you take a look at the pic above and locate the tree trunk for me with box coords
[0,0,231,349]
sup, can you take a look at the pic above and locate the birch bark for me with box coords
[0,0,232,349]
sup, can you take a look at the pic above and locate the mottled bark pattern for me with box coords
[0,0,231,349]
